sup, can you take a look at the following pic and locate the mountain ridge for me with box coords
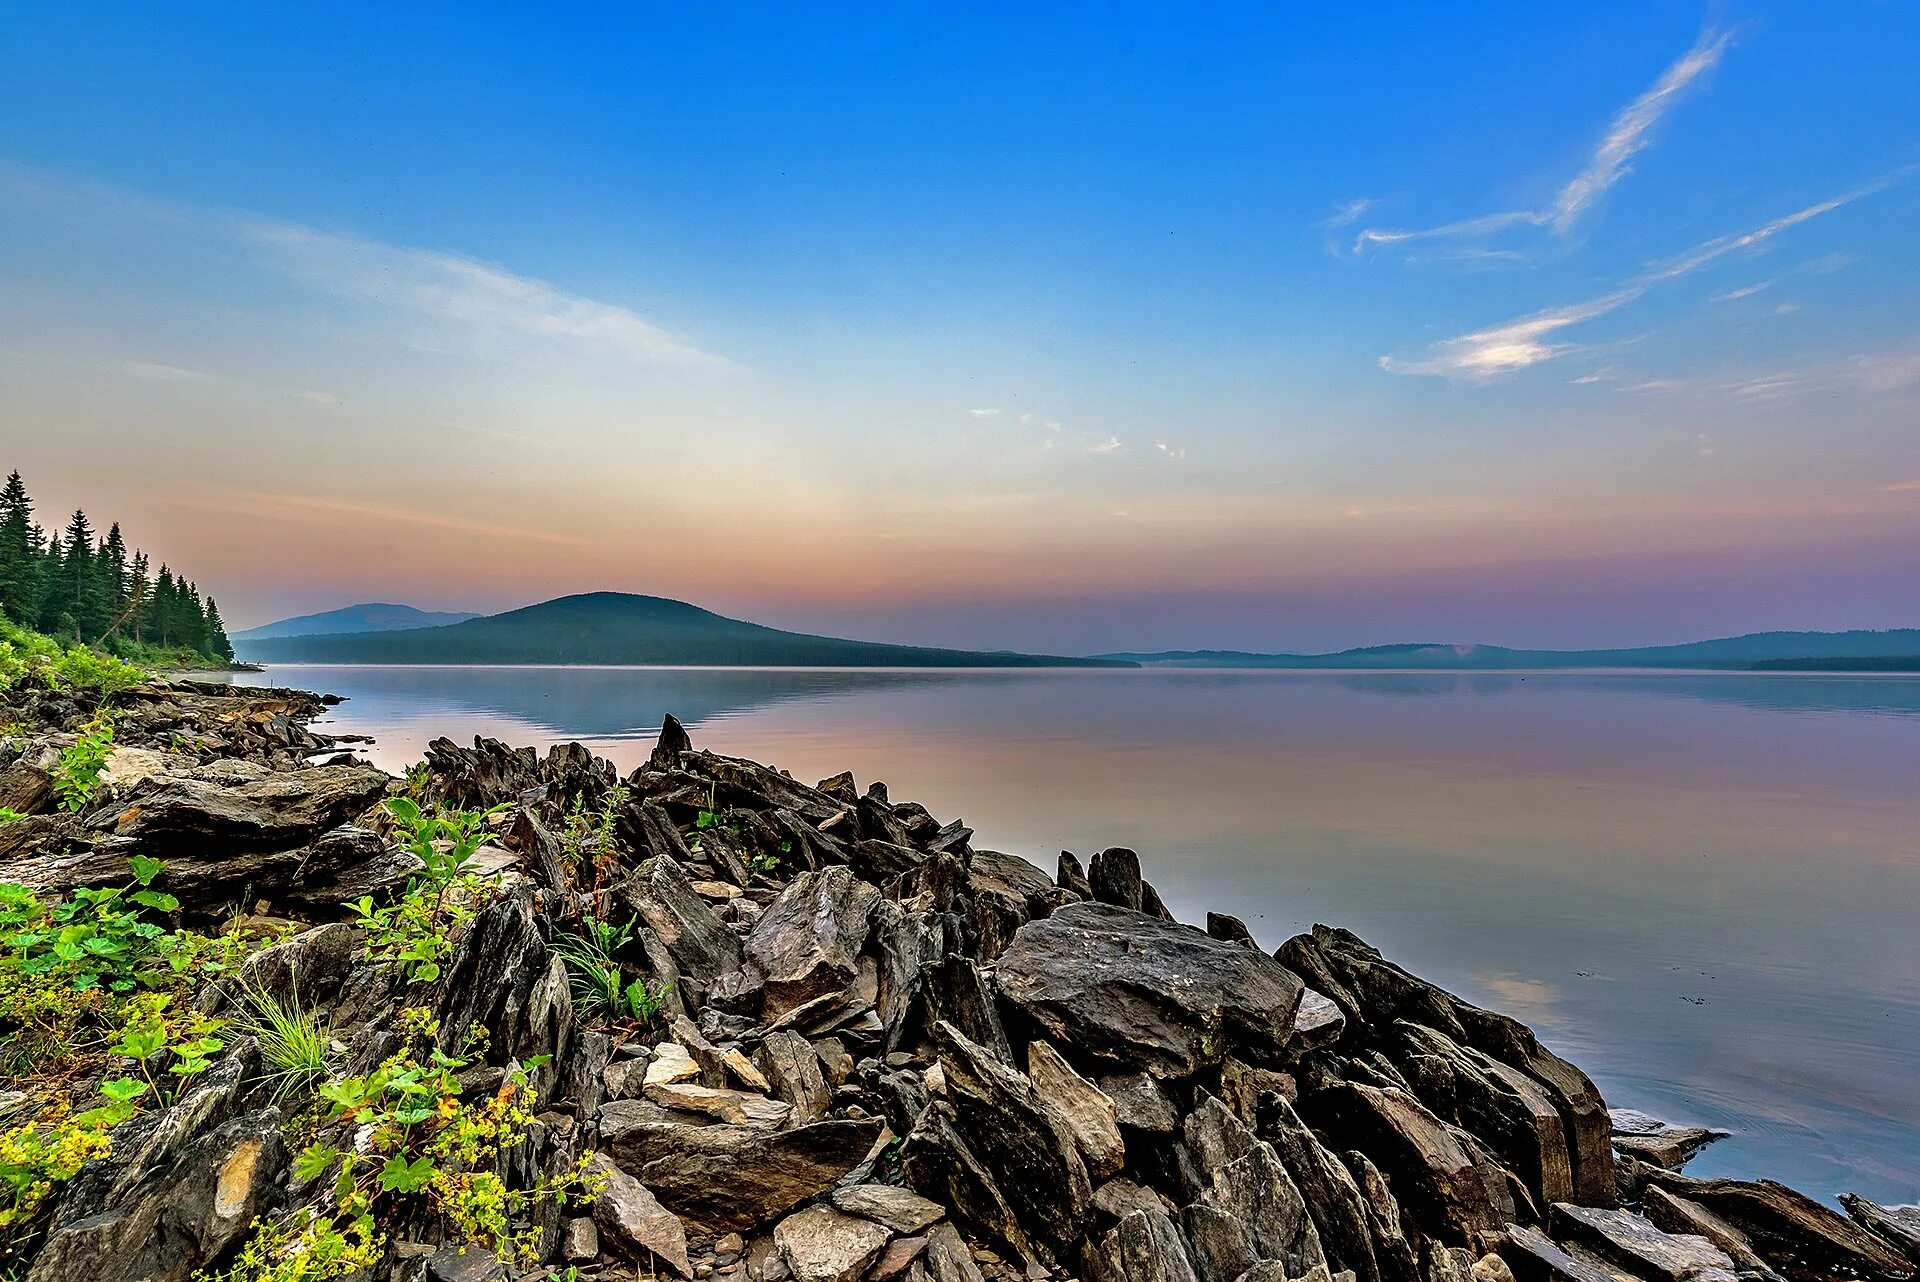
[1097,628,1920,669]
[233,602,482,640]
[233,591,1134,668]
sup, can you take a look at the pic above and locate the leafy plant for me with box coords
[0,1086,147,1267]
[549,915,673,1025]
[349,798,506,984]
[0,857,179,996]
[695,781,721,830]
[53,709,114,811]
[236,985,330,1102]
[0,809,22,827]
[111,991,227,1103]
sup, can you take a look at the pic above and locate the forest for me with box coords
[0,469,233,664]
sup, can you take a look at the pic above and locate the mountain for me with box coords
[232,603,483,641]
[232,592,1134,668]
[1097,630,1920,670]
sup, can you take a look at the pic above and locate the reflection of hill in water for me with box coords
[1317,671,1920,717]
[255,665,999,738]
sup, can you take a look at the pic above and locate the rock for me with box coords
[1086,1208,1199,1282]
[1638,1171,1915,1282]
[873,1236,933,1281]
[425,1247,505,1282]
[746,867,882,1021]
[1549,1203,1738,1282]
[1207,913,1256,947]
[1026,1040,1125,1179]
[598,1113,883,1234]
[590,1152,693,1277]
[616,854,746,986]
[648,1042,703,1086]
[1344,1149,1421,1282]
[1292,991,1346,1053]
[562,1216,601,1262]
[1056,852,1094,900]
[1841,1195,1920,1267]
[964,848,1060,961]
[725,1047,774,1092]
[936,1021,1094,1257]
[773,1205,893,1282]
[1257,1096,1381,1282]
[1280,927,1616,1208]
[1469,1256,1514,1282]
[1303,1082,1515,1251]
[1094,1179,1169,1221]
[1087,847,1146,910]
[1179,1096,1326,1279]
[997,902,1305,1077]
[757,1030,834,1125]
[927,1223,990,1282]
[1608,1109,1729,1170]
[645,1081,794,1128]
[1640,1188,1783,1281]
[902,1103,1037,1264]
[1098,1072,1180,1134]
[1496,1225,1618,1282]
[830,1184,947,1235]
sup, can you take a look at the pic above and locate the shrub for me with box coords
[348,797,506,984]
[53,710,114,811]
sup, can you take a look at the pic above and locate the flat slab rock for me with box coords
[995,900,1305,1077]
[774,1205,893,1282]
[829,1183,947,1235]
[1550,1203,1739,1282]
[1609,1109,1728,1170]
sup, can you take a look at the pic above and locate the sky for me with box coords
[1,3,1917,653]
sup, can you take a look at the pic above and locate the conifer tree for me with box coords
[0,470,35,623]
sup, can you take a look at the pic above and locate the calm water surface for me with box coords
[230,664,1920,1202]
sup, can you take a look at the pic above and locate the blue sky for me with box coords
[1,3,1916,650]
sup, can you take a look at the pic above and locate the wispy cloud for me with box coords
[1321,198,1375,229]
[1878,480,1920,493]
[1087,436,1124,455]
[967,407,1003,418]
[1352,28,1729,257]
[237,217,726,368]
[119,361,215,383]
[1610,336,1920,404]
[1383,182,1896,380]
[169,491,588,546]
[1,159,726,370]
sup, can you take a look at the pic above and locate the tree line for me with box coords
[0,470,234,662]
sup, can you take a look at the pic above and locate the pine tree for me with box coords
[100,522,129,623]
[204,597,234,662]
[127,551,151,643]
[0,471,37,624]
[152,566,177,646]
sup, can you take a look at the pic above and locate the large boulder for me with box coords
[745,867,881,1022]
[997,902,1305,1077]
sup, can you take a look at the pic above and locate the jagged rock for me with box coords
[1088,847,1146,910]
[1099,1071,1180,1134]
[1178,1096,1327,1279]
[1057,851,1094,900]
[997,902,1305,1077]
[1469,1256,1514,1282]
[1292,991,1346,1053]
[1280,927,1615,1208]
[589,1152,692,1277]
[1086,1208,1200,1282]
[1387,1020,1574,1208]
[1496,1225,1617,1282]
[756,1030,833,1125]
[1207,913,1256,947]
[965,848,1060,960]
[616,854,746,987]
[903,1102,1036,1264]
[275,823,420,912]
[935,1020,1093,1257]
[644,1081,793,1128]
[196,920,360,1014]
[926,1223,990,1282]
[1027,1039,1125,1178]
[1608,1109,1728,1170]
[1257,1096,1381,1282]
[1841,1195,1920,1267]
[830,1183,946,1234]
[746,867,881,1021]
[1641,1187,1783,1281]
[1182,1203,1260,1282]
[872,1235,933,1281]
[1550,1203,1738,1281]
[562,1216,600,1262]
[1638,1170,1914,1282]
[27,1108,285,1282]
[920,954,1011,1059]
[1095,1178,1171,1221]
[774,1205,892,1282]
[597,1110,882,1234]
[1304,1082,1516,1251]
[647,1043,702,1086]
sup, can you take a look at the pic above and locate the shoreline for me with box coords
[0,676,1914,1281]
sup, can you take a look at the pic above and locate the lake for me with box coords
[227,663,1920,1203]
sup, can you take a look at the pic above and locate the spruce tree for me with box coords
[204,597,234,662]
[0,471,37,624]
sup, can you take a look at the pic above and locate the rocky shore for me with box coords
[1,678,1916,1282]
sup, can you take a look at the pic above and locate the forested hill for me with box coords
[235,591,1134,668]
[1099,629,1920,670]
[0,470,233,663]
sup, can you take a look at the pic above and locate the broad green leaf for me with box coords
[128,855,162,886]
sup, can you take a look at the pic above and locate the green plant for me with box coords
[348,798,506,984]
[236,985,330,1103]
[401,760,430,799]
[53,709,114,811]
[0,809,22,827]
[110,991,227,1103]
[549,915,672,1026]
[695,781,721,830]
[0,857,179,996]
[197,1206,381,1282]
[267,1012,601,1273]
[0,1085,148,1267]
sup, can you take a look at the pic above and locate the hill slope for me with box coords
[233,602,481,640]
[1099,630,1920,670]
[234,592,1134,668]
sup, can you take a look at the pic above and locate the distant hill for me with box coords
[233,603,482,641]
[1749,654,1920,672]
[1098,630,1920,670]
[233,592,1134,668]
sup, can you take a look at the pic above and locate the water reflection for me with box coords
[226,664,1920,1202]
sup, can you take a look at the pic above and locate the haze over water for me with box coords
[230,663,1920,1204]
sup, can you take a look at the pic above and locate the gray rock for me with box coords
[1087,1208,1199,1282]
[757,1029,834,1125]
[562,1216,601,1262]
[1549,1203,1738,1282]
[1841,1194,1920,1267]
[1087,847,1146,910]
[1257,1095,1381,1282]
[1640,1187,1783,1281]
[1026,1040,1125,1179]
[926,1223,989,1282]
[998,902,1305,1077]
[1098,1071,1180,1134]
[773,1205,892,1282]
[746,867,882,1021]
[425,1247,504,1282]
[589,1152,693,1277]
[1292,990,1346,1053]
[615,853,746,986]
[1638,1170,1914,1282]
[872,1236,932,1281]
[1496,1225,1618,1282]
[830,1183,947,1235]
[644,1080,793,1128]
[1608,1109,1729,1170]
